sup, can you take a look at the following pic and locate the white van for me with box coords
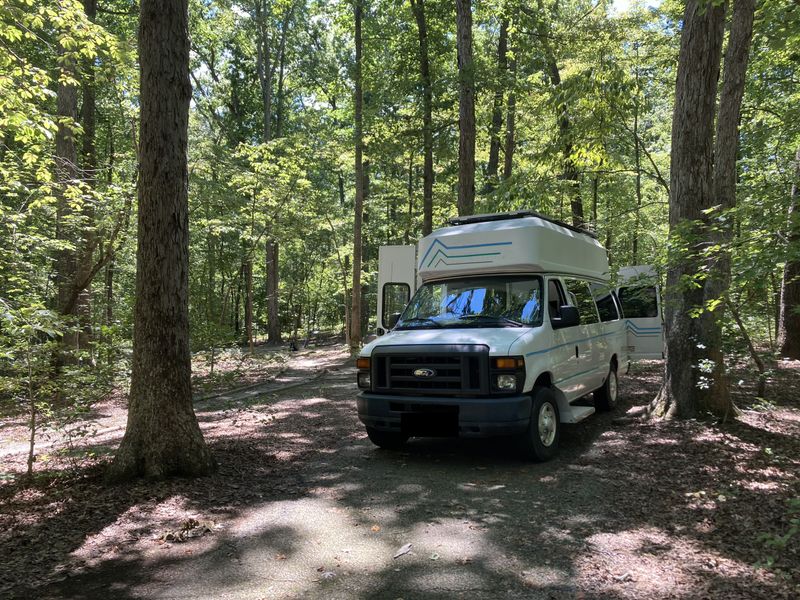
[356,211,662,460]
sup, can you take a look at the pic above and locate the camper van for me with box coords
[356,211,662,460]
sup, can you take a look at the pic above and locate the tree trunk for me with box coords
[55,36,79,353]
[266,240,281,343]
[696,0,755,415]
[778,147,800,358]
[76,0,98,354]
[255,0,272,143]
[654,0,726,420]
[632,51,642,264]
[351,0,364,349]
[410,0,434,235]
[455,0,475,216]
[535,0,582,227]
[107,0,215,481]
[485,17,507,190]
[244,258,253,350]
[503,53,516,180]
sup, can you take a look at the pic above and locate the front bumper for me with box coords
[357,392,531,437]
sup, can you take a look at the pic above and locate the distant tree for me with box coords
[778,147,800,358]
[410,0,434,235]
[455,0,475,216]
[108,0,216,480]
[351,0,365,349]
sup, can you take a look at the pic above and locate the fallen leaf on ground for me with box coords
[393,543,412,559]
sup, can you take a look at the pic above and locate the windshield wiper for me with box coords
[456,315,525,328]
[396,317,442,329]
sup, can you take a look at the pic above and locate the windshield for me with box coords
[396,276,543,329]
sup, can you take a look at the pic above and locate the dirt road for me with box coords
[1,347,798,599]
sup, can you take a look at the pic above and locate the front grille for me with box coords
[372,344,489,396]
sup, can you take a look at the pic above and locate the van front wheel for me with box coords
[365,427,409,450]
[515,387,560,461]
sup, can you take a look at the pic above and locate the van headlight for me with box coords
[494,374,517,391]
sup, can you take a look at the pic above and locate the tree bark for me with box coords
[778,147,800,358]
[455,0,475,216]
[107,0,216,481]
[410,0,434,235]
[696,0,755,415]
[351,0,364,349]
[654,0,726,420]
[485,17,508,190]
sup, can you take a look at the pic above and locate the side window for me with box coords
[619,286,659,318]
[547,278,567,320]
[590,282,620,322]
[565,279,599,324]
[382,283,410,327]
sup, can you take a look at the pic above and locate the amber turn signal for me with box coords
[493,357,523,369]
[356,357,371,370]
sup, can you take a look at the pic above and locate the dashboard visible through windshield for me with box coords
[395,276,543,330]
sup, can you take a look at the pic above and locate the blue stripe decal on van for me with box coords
[419,239,513,268]
[525,331,617,357]
[624,320,662,332]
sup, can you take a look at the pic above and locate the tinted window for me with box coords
[382,283,410,327]
[619,286,659,318]
[591,282,620,322]
[565,279,599,324]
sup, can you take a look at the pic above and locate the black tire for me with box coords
[515,387,560,462]
[594,362,618,411]
[365,427,409,450]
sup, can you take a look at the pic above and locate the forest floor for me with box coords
[0,346,799,599]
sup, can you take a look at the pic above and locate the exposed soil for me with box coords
[0,347,798,599]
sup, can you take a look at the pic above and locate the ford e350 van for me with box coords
[355,211,662,460]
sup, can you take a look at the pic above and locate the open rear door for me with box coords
[617,265,664,360]
[377,245,416,335]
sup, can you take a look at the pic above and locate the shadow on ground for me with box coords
[1,353,798,599]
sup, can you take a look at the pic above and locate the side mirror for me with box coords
[551,305,580,329]
[386,313,401,329]
[376,327,385,336]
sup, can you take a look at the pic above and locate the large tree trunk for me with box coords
[654,0,726,420]
[778,147,800,358]
[455,0,475,216]
[108,0,216,481]
[696,0,755,415]
[410,0,434,235]
[351,0,365,349]
[485,17,508,191]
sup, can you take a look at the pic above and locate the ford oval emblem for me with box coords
[413,368,436,378]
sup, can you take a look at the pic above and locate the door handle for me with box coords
[575,346,579,358]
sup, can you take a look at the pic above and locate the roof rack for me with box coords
[447,210,598,239]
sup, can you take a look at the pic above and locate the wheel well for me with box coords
[533,372,553,388]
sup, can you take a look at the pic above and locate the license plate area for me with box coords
[400,405,459,437]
